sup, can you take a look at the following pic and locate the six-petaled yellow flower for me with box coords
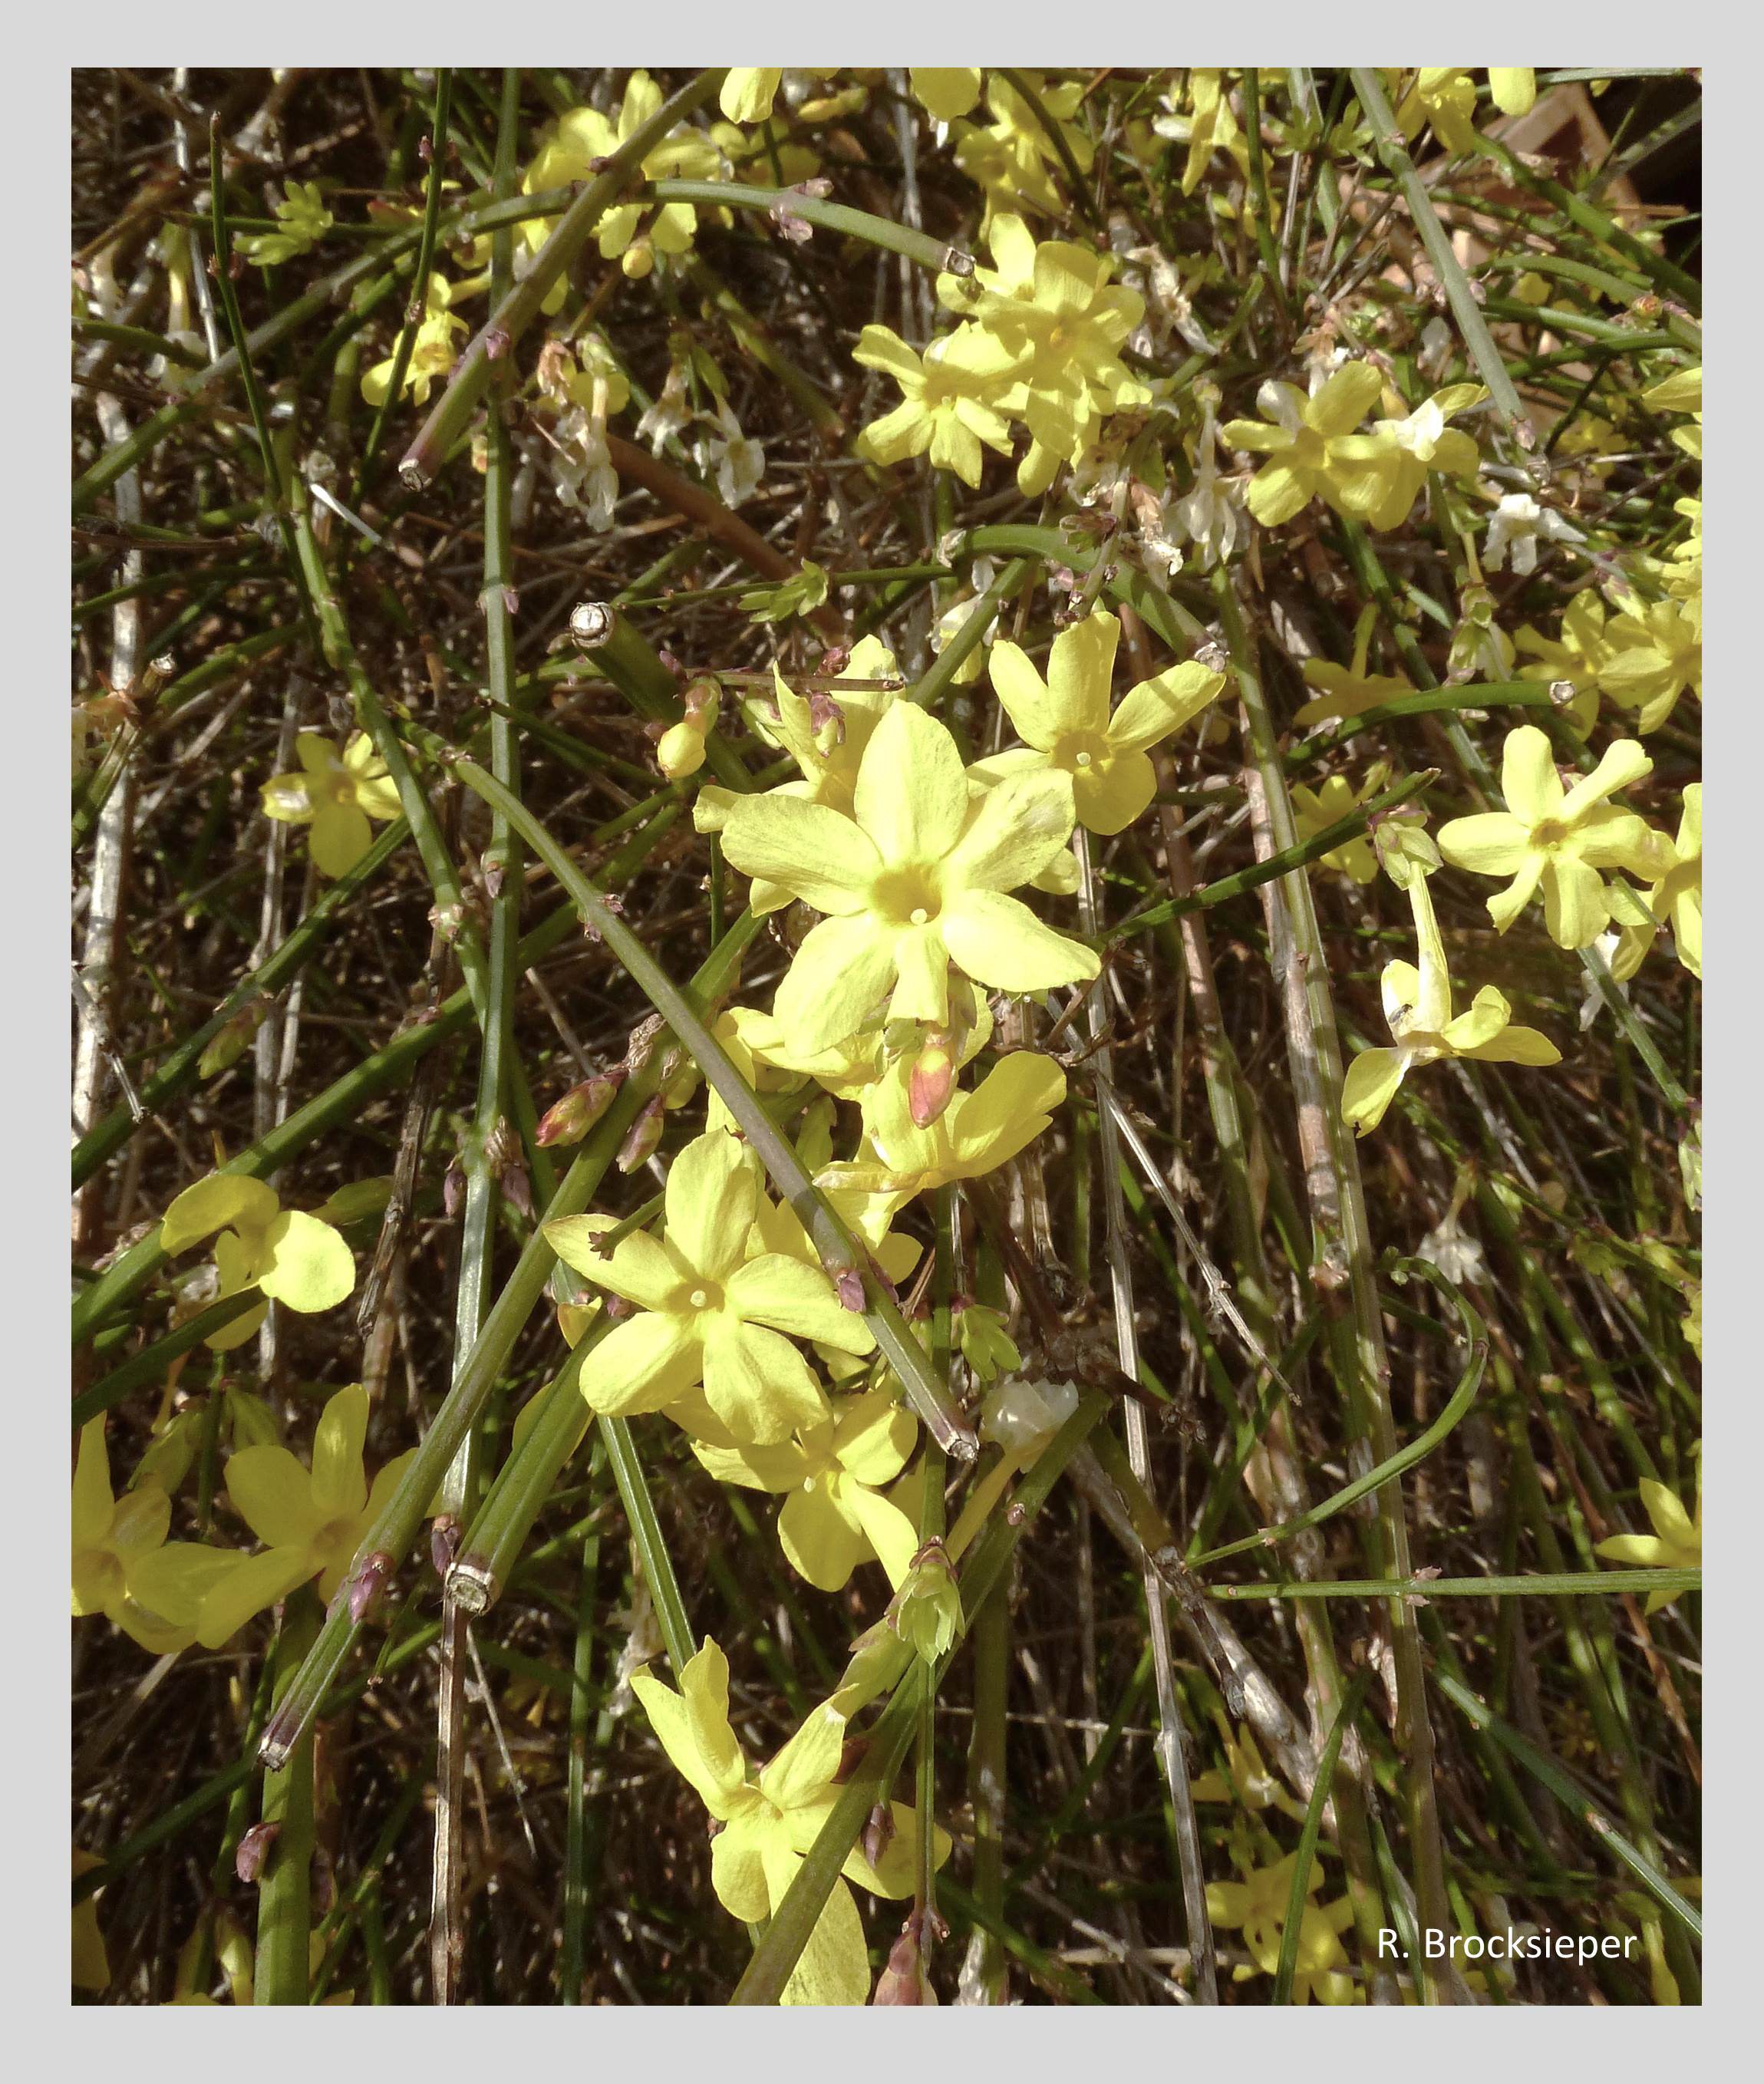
[262,731,401,878]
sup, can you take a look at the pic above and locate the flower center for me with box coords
[682,1281,725,1315]
[872,866,944,928]
[1532,818,1570,849]
[1055,729,1111,778]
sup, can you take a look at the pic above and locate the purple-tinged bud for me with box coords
[818,643,851,676]
[861,1799,895,1872]
[443,1157,467,1218]
[482,856,505,902]
[430,1515,461,1579]
[604,1293,635,1322]
[484,326,511,361]
[348,1551,396,1625]
[834,1268,866,1313]
[235,1821,281,1886]
[536,1074,620,1149]
[872,1929,929,2005]
[807,690,846,743]
[617,1096,665,1174]
[500,1160,533,1218]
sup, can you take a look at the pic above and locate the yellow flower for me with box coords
[1190,1721,1305,1819]
[1646,783,1701,978]
[1327,382,1485,531]
[683,1380,921,1591]
[852,323,1016,486]
[910,68,983,122]
[1291,767,1386,885]
[1294,605,1412,728]
[717,701,1096,1055]
[523,74,723,285]
[1597,596,1701,734]
[719,69,783,124]
[823,1053,1068,1205]
[1395,69,1482,159]
[1436,725,1667,948]
[953,74,1093,229]
[71,1419,191,1655]
[159,1174,356,1350]
[1596,1469,1700,1614]
[261,731,402,877]
[631,1640,946,2005]
[1206,1850,1360,2004]
[1515,592,1616,736]
[1174,70,1251,196]
[954,216,1150,489]
[1221,364,1386,528]
[133,1383,414,1649]
[359,272,463,405]
[1342,869,1561,1134]
[1644,362,1702,462]
[694,638,904,887]
[545,1129,872,1445]
[974,607,1223,833]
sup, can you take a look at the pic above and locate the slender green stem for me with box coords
[354,69,452,500]
[442,747,977,1459]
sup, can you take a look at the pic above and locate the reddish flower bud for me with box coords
[430,1515,461,1578]
[536,1073,621,1149]
[908,1034,956,1128]
[617,1096,665,1174]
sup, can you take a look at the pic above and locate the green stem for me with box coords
[441,747,977,1459]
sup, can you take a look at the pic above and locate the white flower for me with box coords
[1483,493,1586,576]
[1172,409,1242,570]
[697,403,764,508]
[553,409,618,531]
[635,361,691,456]
[1416,1207,1486,1287]
[982,1377,1080,1460]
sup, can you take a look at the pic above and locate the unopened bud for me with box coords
[834,1267,866,1312]
[861,1800,896,1873]
[536,1073,622,1148]
[348,1551,396,1625]
[617,1095,665,1173]
[443,1157,467,1218]
[908,1035,956,1128]
[500,1159,533,1218]
[198,1002,266,1079]
[656,717,708,780]
[807,690,846,743]
[873,1919,938,2006]
[430,1515,461,1578]
[234,1821,281,1886]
